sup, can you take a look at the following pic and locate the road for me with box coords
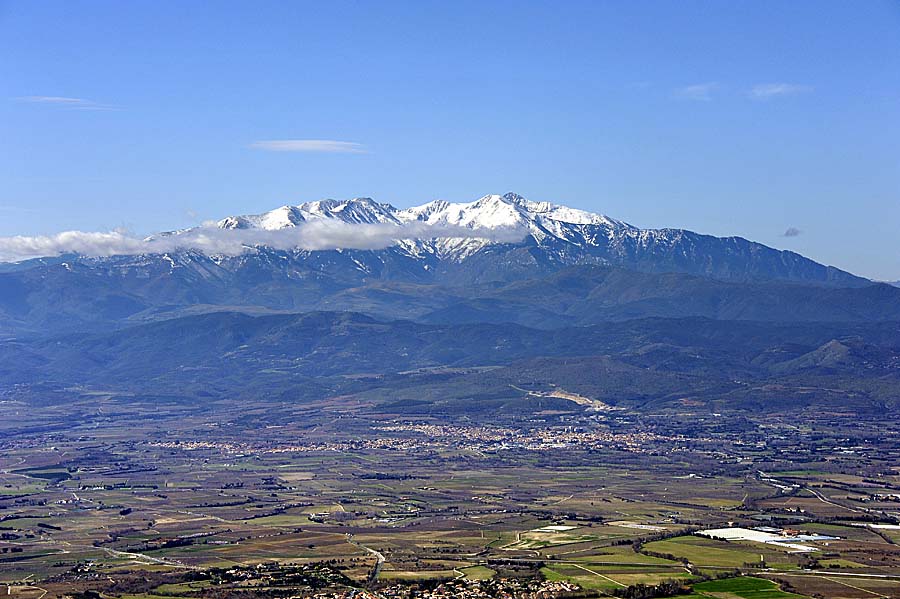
[346,534,385,588]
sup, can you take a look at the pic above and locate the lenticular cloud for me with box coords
[0,221,526,262]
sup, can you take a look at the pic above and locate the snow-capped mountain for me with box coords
[216,192,622,239]
[393,193,629,260]
[217,197,402,230]
[0,191,876,335]
[0,192,862,291]
[207,192,631,261]
[193,192,860,286]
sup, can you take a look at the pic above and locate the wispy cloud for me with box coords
[674,82,718,101]
[16,96,118,111]
[0,205,40,214]
[749,83,812,100]
[782,227,802,238]
[250,139,368,154]
[0,221,526,262]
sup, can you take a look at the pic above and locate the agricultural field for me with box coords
[1,394,900,598]
[691,576,803,598]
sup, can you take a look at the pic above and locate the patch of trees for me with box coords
[612,579,690,598]
[631,527,699,562]
[769,577,803,596]
[359,472,422,480]
[187,499,252,508]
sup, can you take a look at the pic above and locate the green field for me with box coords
[691,576,806,598]
[459,565,496,580]
[644,536,794,569]
[540,564,621,592]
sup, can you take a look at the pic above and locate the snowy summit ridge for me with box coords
[211,192,635,261]
[218,192,623,231]
[0,192,862,288]
[181,191,861,285]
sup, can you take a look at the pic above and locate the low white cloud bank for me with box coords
[0,221,527,262]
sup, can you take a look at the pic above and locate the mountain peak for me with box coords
[217,197,400,230]
[217,193,622,232]
[199,192,866,286]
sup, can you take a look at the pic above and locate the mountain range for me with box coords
[0,193,883,333]
[203,192,864,285]
[2,193,897,414]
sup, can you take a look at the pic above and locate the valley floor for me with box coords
[1,393,900,598]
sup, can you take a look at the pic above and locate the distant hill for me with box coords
[3,311,898,413]
[0,260,894,336]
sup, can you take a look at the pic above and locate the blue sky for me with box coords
[1,1,898,279]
